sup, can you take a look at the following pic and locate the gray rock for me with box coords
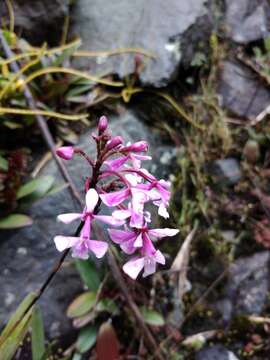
[70,0,209,87]
[218,61,270,120]
[0,110,176,337]
[217,252,270,323]
[196,345,239,360]
[210,158,241,186]
[0,0,69,45]
[225,0,270,44]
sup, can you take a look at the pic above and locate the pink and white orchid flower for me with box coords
[100,188,149,228]
[108,226,179,256]
[54,188,123,259]
[122,233,178,279]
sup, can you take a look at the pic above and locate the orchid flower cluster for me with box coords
[54,116,179,279]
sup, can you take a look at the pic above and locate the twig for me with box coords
[236,51,270,87]
[0,31,83,207]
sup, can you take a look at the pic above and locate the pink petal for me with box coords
[143,257,156,277]
[108,229,136,244]
[148,228,179,238]
[94,215,125,226]
[131,190,147,213]
[143,234,156,256]
[104,156,128,170]
[80,216,91,240]
[85,188,99,212]
[123,257,145,280]
[87,240,108,258]
[133,154,152,161]
[134,233,143,247]
[57,213,82,224]
[120,239,137,255]
[112,209,131,220]
[159,179,171,190]
[100,188,130,207]
[125,173,141,186]
[129,154,142,169]
[72,241,89,259]
[130,211,144,228]
[106,136,123,150]
[54,236,79,252]
[121,141,148,153]
[155,250,166,265]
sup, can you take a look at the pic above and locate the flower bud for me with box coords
[121,141,148,153]
[56,146,74,160]
[98,116,108,134]
[106,136,123,151]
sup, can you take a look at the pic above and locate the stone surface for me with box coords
[0,0,69,45]
[216,252,270,323]
[0,110,176,336]
[196,345,239,360]
[219,61,270,120]
[225,0,270,44]
[70,0,209,87]
[210,158,242,186]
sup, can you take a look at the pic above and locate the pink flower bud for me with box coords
[98,116,108,134]
[56,146,74,160]
[122,141,148,153]
[106,136,123,151]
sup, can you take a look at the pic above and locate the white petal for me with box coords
[85,188,99,212]
[54,236,79,252]
[87,240,108,258]
[57,213,82,224]
[158,203,169,218]
[148,228,179,238]
[123,257,145,280]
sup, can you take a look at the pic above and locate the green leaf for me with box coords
[140,307,165,327]
[0,292,36,360]
[31,307,45,360]
[0,214,33,229]
[45,183,68,196]
[96,299,118,315]
[3,120,23,129]
[76,326,97,353]
[0,155,8,171]
[2,30,16,46]
[264,36,270,53]
[17,176,54,200]
[75,259,100,291]
[66,84,94,98]
[67,292,97,318]
[72,353,82,360]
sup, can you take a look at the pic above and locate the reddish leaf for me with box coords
[96,322,120,360]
